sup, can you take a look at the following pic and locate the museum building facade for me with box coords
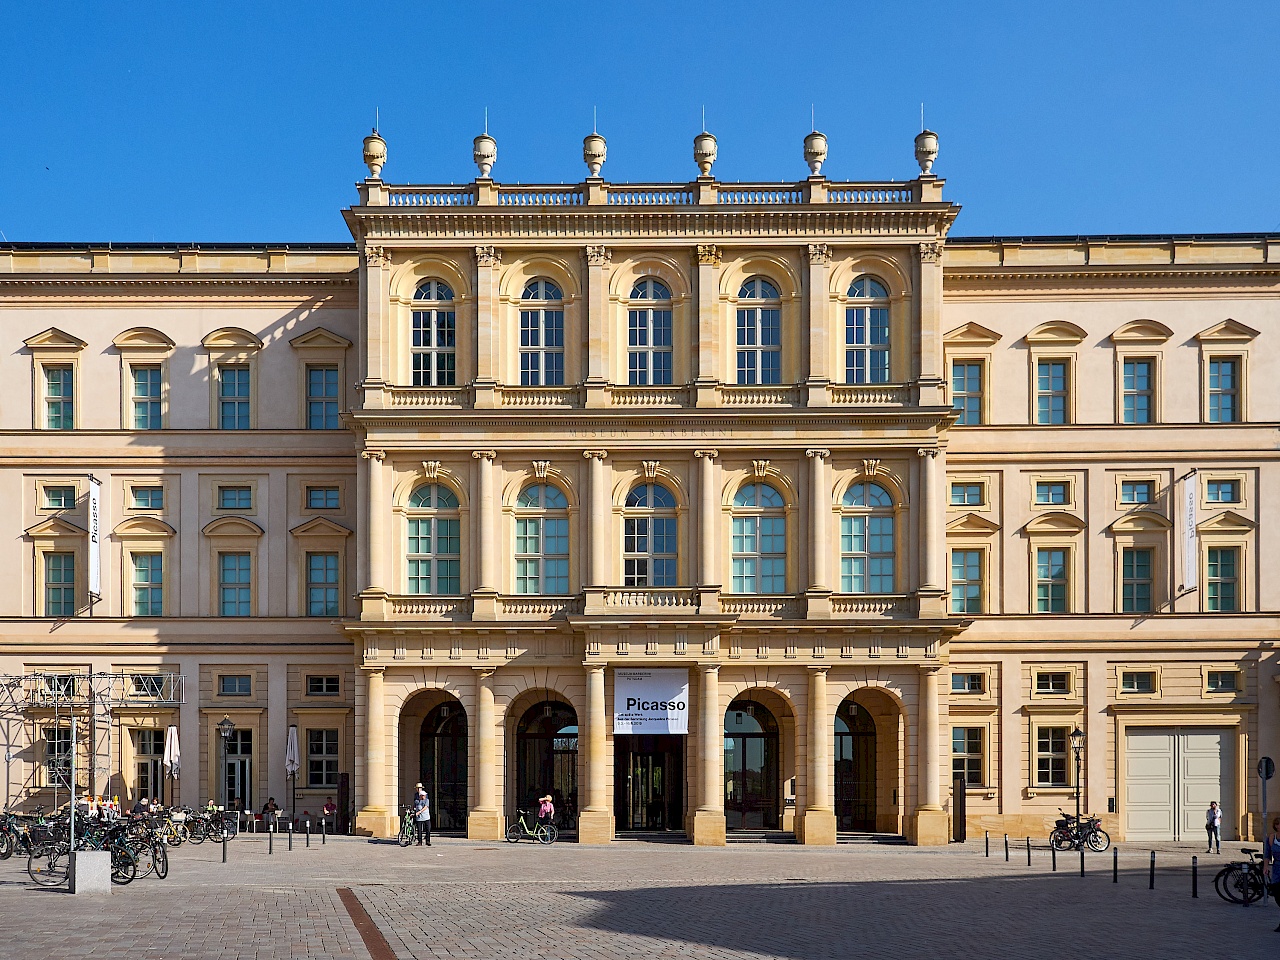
[0,128,1276,845]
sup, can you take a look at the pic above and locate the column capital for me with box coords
[582,449,608,460]
[919,240,944,263]
[471,666,496,679]
[805,448,831,460]
[583,662,606,674]
[698,662,721,675]
[361,665,385,676]
[696,243,721,267]
[474,245,502,267]
[916,447,939,459]
[362,245,390,269]
[919,663,943,676]
[471,449,497,461]
[361,448,386,462]
[694,449,719,460]
[584,245,612,267]
[806,664,830,675]
[807,243,830,265]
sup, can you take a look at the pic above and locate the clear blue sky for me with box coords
[2,1,1277,242]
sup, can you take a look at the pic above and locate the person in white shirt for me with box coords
[1206,800,1222,854]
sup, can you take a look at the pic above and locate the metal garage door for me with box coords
[1124,727,1234,841]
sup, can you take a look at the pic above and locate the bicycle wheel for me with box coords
[1086,829,1110,852]
[504,824,523,843]
[1243,869,1267,904]
[1049,828,1074,851]
[1221,864,1254,904]
[187,821,206,844]
[28,844,68,886]
[110,847,137,886]
[127,840,154,879]
[1215,865,1240,902]
[397,824,413,848]
[152,841,168,880]
[537,824,558,845]
[0,832,12,860]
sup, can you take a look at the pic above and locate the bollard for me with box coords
[1080,845,1085,877]
[985,831,989,857]
[288,822,293,851]
[322,819,326,845]
[1026,837,1031,866]
[306,820,310,848]
[1113,847,1118,883]
[1192,855,1198,898]
[1004,834,1009,862]
[222,832,227,864]
[269,827,273,855]
[1052,844,1057,872]
[1149,850,1155,890]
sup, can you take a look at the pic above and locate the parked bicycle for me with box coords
[397,806,416,848]
[1215,848,1267,904]
[505,809,557,844]
[1049,808,1111,852]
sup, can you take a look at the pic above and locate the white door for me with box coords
[1124,727,1233,841]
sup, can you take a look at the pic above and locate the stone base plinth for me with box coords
[354,806,393,838]
[691,809,726,846]
[70,850,112,894]
[797,808,837,845]
[577,809,614,844]
[467,809,505,841]
[910,808,950,846]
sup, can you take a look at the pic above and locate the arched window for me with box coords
[515,483,569,594]
[412,280,456,387]
[520,279,564,386]
[623,482,677,587]
[845,276,890,384]
[731,482,786,594]
[840,481,895,593]
[627,278,673,386]
[736,277,781,385]
[406,484,460,595]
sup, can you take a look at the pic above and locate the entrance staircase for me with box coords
[837,831,909,845]
[726,830,798,844]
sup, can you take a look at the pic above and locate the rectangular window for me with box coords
[952,727,984,787]
[736,307,781,386]
[217,486,252,510]
[306,675,340,697]
[1120,481,1152,504]
[623,516,678,587]
[45,726,72,789]
[44,552,76,616]
[950,549,983,614]
[951,672,985,694]
[839,515,895,594]
[1035,726,1070,786]
[1035,360,1070,425]
[407,517,461,596]
[513,517,568,595]
[306,486,340,510]
[1120,670,1156,694]
[131,364,163,430]
[1206,547,1238,612]
[1035,671,1070,694]
[1206,480,1240,504]
[951,361,983,425]
[44,365,74,430]
[131,485,164,510]
[1207,670,1239,693]
[1207,358,1240,423]
[218,552,251,617]
[219,674,251,697]
[129,674,166,699]
[1121,358,1154,424]
[135,728,165,756]
[412,298,457,387]
[307,728,339,788]
[306,552,340,617]
[845,305,890,384]
[306,365,340,430]
[627,308,673,386]
[1121,548,1153,614]
[43,485,76,509]
[950,483,984,507]
[218,363,251,429]
[519,309,565,386]
[1034,481,1070,505]
[1036,547,1069,613]
[732,516,786,594]
[132,552,164,616]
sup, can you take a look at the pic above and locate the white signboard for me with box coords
[1181,472,1197,592]
[88,476,102,599]
[613,669,689,735]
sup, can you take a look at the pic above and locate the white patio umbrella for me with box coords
[162,724,180,806]
[285,724,300,823]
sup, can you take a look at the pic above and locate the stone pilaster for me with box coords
[467,667,504,839]
[578,663,614,843]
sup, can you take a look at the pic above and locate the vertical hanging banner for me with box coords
[1181,471,1197,592]
[613,669,689,734]
[88,475,102,600]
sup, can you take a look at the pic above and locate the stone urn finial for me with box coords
[583,133,607,177]
[914,129,939,175]
[363,128,387,179]
[693,131,718,177]
[804,131,828,176]
[473,133,497,178]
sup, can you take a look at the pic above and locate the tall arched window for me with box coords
[515,483,569,594]
[845,276,890,384]
[412,280,456,386]
[840,481,895,593]
[627,279,673,386]
[407,484,461,595]
[520,279,564,386]
[731,482,786,594]
[736,277,781,385]
[624,483,677,587]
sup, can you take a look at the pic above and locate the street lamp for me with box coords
[1069,726,1086,822]
[217,716,236,812]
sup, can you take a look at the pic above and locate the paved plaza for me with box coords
[0,834,1275,959]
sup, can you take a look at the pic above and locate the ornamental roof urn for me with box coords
[362,128,387,179]
[583,133,607,176]
[693,131,717,177]
[473,133,497,178]
[804,130,828,176]
[914,129,939,175]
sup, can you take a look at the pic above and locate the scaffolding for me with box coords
[0,672,184,810]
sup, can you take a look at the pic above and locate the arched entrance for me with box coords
[835,700,876,831]
[724,698,779,830]
[420,701,467,832]
[515,701,578,827]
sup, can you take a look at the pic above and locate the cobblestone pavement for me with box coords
[0,834,1275,959]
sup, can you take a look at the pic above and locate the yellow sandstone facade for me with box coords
[0,129,1275,846]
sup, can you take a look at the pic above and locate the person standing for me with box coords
[1205,801,1222,853]
[537,793,555,829]
[1265,816,1280,931]
[412,782,432,846]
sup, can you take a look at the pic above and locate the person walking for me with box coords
[412,783,432,846]
[1205,801,1222,853]
[1265,816,1280,931]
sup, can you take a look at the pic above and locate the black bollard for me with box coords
[288,822,293,851]
[1080,845,1085,877]
[1149,850,1156,890]
[985,831,989,857]
[1113,847,1118,883]
[222,832,227,863]
[1192,856,1198,898]
[1052,844,1057,871]
[306,820,311,848]
[1004,834,1009,862]
[269,826,273,855]
[1026,837,1031,866]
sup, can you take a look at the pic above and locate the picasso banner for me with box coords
[613,668,689,735]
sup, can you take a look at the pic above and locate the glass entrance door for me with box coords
[515,701,578,828]
[420,701,468,832]
[223,729,252,810]
[835,701,877,831]
[724,700,779,830]
[613,734,685,831]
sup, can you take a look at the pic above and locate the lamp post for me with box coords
[217,716,236,813]
[1070,726,1086,822]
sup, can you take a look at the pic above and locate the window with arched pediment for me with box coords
[731,482,786,594]
[520,279,564,386]
[407,483,460,595]
[845,276,890,384]
[840,481,896,593]
[736,277,781,385]
[515,483,569,594]
[624,483,677,587]
[627,279,673,386]
[412,280,456,387]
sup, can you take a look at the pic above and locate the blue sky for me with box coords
[1,1,1277,241]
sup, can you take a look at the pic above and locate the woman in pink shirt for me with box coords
[537,794,555,828]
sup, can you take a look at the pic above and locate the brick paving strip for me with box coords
[339,886,398,960]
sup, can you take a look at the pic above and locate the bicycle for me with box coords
[505,810,556,844]
[397,806,415,848]
[1049,809,1110,852]
[1215,848,1267,904]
